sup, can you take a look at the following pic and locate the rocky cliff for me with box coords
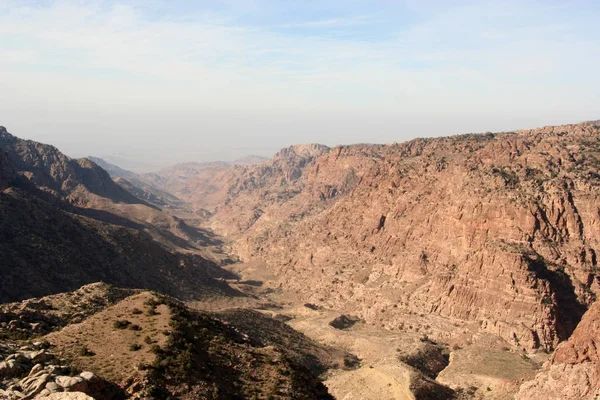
[205,122,600,351]
[517,300,600,399]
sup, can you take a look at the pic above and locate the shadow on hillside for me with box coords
[0,186,245,303]
[524,254,587,342]
[174,218,225,247]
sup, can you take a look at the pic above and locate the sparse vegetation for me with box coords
[78,346,95,357]
[113,319,131,329]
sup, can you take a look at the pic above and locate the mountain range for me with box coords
[1,121,600,399]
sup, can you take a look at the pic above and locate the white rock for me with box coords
[37,392,94,400]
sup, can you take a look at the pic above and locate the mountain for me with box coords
[0,150,14,190]
[0,127,235,302]
[201,122,600,352]
[141,161,240,214]
[87,156,187,209]
[233,155,268,166]
[87,156,137,180]
[517,300,600,399]
[0,127,344,399]
[0,127,142,206]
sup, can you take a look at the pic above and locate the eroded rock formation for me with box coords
[517,301,600,399]
[204,122,600,351]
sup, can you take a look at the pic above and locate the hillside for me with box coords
[0,128,236,303]
[517,300,600,399]
[0,127,226,256]
[0,127,141,206]
[87,157,187,209]
[198,122,600,353]
[0,285,335,399]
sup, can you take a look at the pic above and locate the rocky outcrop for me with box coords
[204,122,600,351]
[516,301,600,399]
[0,342,118,400]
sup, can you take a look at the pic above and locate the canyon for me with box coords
[1,121,600,399]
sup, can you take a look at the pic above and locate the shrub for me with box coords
[129,324,142,331]
[150,344,162,354]
[132,308,143,315]
[78,346,95,357]
[113,320,131,329]
[129,344,142,351]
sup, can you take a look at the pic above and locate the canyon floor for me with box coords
[187,225,547,400]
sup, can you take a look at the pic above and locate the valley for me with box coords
[1,121,600,399]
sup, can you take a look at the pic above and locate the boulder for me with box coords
[55,376,88,392]
[27,350,53,364]
[20,372,50,398]
[328,315,362,330]
[45,382,62,393]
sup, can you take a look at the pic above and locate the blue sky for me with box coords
[0,0,599,170]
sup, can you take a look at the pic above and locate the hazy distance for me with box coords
[1,0,599,172]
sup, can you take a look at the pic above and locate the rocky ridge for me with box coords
[199,122,600,353]
[1,286,337,399]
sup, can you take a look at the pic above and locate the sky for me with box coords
[1,0,599,171]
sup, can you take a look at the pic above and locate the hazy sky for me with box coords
[1,0,599,171]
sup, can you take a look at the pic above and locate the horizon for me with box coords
[1,1,599,171]
[3,117,597,173]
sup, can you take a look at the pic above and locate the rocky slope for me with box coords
[517,300,600,399]
[0,127,141,206]
[0,128,237,303]
[0,151,14,190]
[88,157,187,209]
[1,286,336,399]
[203,122,600,352]
[0,185,235,302]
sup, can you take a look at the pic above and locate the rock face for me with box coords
[0,127,142,205]
[202,122,600,351]
[517,301,600,399]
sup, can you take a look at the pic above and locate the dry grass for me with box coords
[46,292,171,383]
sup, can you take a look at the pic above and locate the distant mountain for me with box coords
[88,156,186,209]
[88,156,137,180]
[233,155,268,166]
